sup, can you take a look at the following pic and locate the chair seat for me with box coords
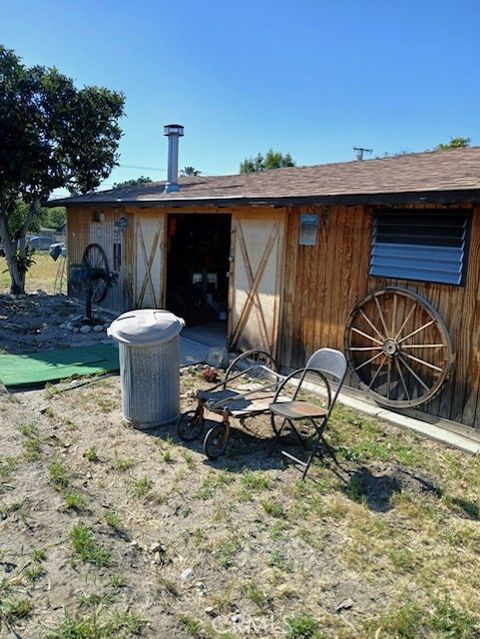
[269,400,328,420]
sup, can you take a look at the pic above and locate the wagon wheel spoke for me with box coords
[368,355,388,390]
[354,350,384,372]
[350,326,383,345]
[358,309,384,341]
[395,358,410,401]
[345,287,452,408]
[398,354,430,392]
[398,319,436,345]
[402,351,444,373]
[394,303,416,341]
[402,343,445,349]
[386,358,391,399]
[374,294,389,336]
[391,292,397,335]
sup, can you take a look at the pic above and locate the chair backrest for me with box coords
[306,348,347,382]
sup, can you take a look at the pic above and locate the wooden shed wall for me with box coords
[67,207,134,312]
[279,203,480,429]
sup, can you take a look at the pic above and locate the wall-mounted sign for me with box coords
[115,214,128,230]
[299,214,318,246]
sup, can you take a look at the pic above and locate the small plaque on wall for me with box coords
[299,214,318,246]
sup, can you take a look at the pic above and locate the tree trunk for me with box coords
[0,213,25,294]
[0,198,41,295]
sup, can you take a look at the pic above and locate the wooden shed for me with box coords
[57,147,480,432]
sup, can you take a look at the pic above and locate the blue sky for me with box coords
[2,0,479,187]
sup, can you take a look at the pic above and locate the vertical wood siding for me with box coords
[279,203,480,429]
[67,207,134,312]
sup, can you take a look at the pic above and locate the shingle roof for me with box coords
[53,147,480,207]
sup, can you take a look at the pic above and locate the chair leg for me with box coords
[301,451,316,480]
[298,418,324,479]
[267,417,289,456]
[298,419,339,479]
[289,422,307,448]
[318,431,340,467]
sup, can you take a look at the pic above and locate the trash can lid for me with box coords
[107,309,185,346]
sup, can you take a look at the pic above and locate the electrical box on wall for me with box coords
[299,213,318,246]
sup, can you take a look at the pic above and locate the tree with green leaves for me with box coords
[436,137,471,151]
[112,176,152,190]
[180,166,201,176]
[45,207,66,230]
[239,149,295,173]
[6,200,66,233]
[0,45,125,293]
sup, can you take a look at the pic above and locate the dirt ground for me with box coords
[1,368,480,637]
[1,295,480,638]
[0,293,115,355]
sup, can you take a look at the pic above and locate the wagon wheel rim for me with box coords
[345,287,453,408]
[82,243,109,303]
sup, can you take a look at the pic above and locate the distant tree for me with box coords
[44,207,66,230]
[112,176,152,189]
[180,166,201,176]
[376,137,471,159]
[0,44,124,294]
[6,201,66,233]
[435,137,471,150]
[239,153,265,173]
[239,149,295,173]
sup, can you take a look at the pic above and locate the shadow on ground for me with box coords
[344,464,442,513]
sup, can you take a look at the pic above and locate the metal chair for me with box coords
[269,348,347,479]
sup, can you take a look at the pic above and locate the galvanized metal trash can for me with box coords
[107,309,185,429]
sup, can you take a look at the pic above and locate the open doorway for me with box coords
[166,213,231,346]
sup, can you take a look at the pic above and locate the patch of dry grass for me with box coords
[1,370,480,637]
[0,253,59,294]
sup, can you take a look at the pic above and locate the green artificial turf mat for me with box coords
[0,343,119,389]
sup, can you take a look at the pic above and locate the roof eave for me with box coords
[51,188,480,209]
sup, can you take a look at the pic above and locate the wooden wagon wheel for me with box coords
[82,243,109,303]
[345,287,453,408]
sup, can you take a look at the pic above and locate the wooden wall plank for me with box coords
[279,202,480,430]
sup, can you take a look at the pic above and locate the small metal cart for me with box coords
[176,350,286,458]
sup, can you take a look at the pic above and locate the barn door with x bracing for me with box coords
[229,212,285,355]
[134,214,165,308]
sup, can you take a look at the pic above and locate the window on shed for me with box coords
[370,212,470,286]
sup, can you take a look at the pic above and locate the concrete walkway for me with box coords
[180,336,216,367]
[305,380,480,456]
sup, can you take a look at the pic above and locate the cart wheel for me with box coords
[176,410,205,441]
[203,424,229,459]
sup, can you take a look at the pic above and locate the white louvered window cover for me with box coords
[370,212,470,286]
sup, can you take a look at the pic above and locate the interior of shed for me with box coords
[166,213,230,342]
